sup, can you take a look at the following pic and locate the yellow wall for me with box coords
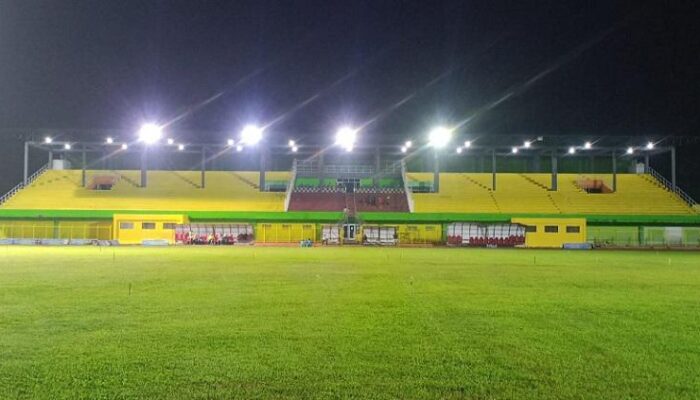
[0,220,112,240]
[511,217,586,248]
[359,224,442,244]
[113,214,187,245]
[256,223,316,243]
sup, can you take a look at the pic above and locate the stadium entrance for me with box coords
[343,223,358,242]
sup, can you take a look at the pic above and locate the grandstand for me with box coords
[1,134,699,248]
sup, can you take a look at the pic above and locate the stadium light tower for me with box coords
[138,123,163,144]
[428,126,452,148]
[241,124,263,145]
[335,126,357,152]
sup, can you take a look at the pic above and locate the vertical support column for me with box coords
[259,145,266,192]
[140,147,148,188]
[491,149,497,191]
[644,153,650,173]
[23,141,29,185]
[671,146,676,191]
[48,150,53,168]
[200,146,206,189]
[612,150,617,192]
[374,147,381,187]
[318,150,324,185]
[432,149,440,193]
[550,151,558,191]
[81,144,87,187]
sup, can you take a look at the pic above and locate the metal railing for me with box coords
[401,160,414,212]
[646,167,697,207]
[0,163,49,206]
[284,162,297,211]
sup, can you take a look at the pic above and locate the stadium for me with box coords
[1,128,698,248]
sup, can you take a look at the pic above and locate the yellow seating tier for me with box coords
[1,170,289,211]
[407,173,694,215]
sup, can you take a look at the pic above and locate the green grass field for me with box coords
[1,247,699,399]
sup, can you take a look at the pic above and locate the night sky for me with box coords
[1,1,699,195]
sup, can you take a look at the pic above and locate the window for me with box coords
[566,226,581,233]
[142,222,156,230]
[544,225,559,233]
[525,225,537,233]
[119,222,134,230]
[163,223,177,230]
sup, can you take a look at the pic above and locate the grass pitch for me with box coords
[1,246,699,399]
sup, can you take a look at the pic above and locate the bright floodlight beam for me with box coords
[584,141,592,150]
[64,143,71,150]
[405,140,412,148]
[288,139,295,147]
[428,126,452,148]
[646,141,655,150]
[335,126,357,152]
[523,140,531,148]
[167,138,175,145]
[138,123,163,144]
[241,125,263,145]
[464,140,471,148]
[291,146,298,153]
[44,137,53,144]
[626,146,634,155]
[401,146,407,153]
[178,144,185,151]
[227,139,235,146]
[456,147,463,154]
[568,146,576,154]
[236,144,243,152]
[121,144,128,150]
[106,137,114,144]
[512,146,519,154]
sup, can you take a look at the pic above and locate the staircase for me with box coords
[0,164,50,206]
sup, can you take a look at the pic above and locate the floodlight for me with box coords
[138,123,163,144]
[464,140,472,148]
[178,144,185,151]
[405,140,412,148]
[106,137,114,144]
[227,139,235,146]
[512,147,519,154]
[240,124,263,145]
[523,140,531,148]
[428,126,452,148]
[288,139,295,147]
[64,143,71,150]
[584,141,592,150]
[456,147,463,154]
[568,146,576,154]
[291,146,298,153]
[401,146,407,153]
[335,126,357,152]
[626,146,634,155]
[167,138,175,145]
[44,137,53,144]
[121,143,128,150]
[646,141,654,150]
[236,144,243,152]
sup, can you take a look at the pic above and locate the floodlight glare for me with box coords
[178,144,185,151]
[584,141,592,150]
[236,144,243,152]
[523,140,531,149]
[464,140,472,148]
[291,146,298,153]
[121,143,128,150]
[44,137,53,144]
[428,126,452,148]
[227,139,235,146]
[405,140,412,148]
[64,143,71,150]
[646,141,654,150]
[138,123,163,144]
[106,137,114,144]
[288,139,295,147]
[335,126,357,152]
[626,146,634,155]
[456,147,463,154]
[512,147,519,154]
[568,146,576,154]
[241,124,263,145]
[401,146,407,153]
[167,138,175,145]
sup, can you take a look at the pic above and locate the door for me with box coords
[343,224,357,241]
